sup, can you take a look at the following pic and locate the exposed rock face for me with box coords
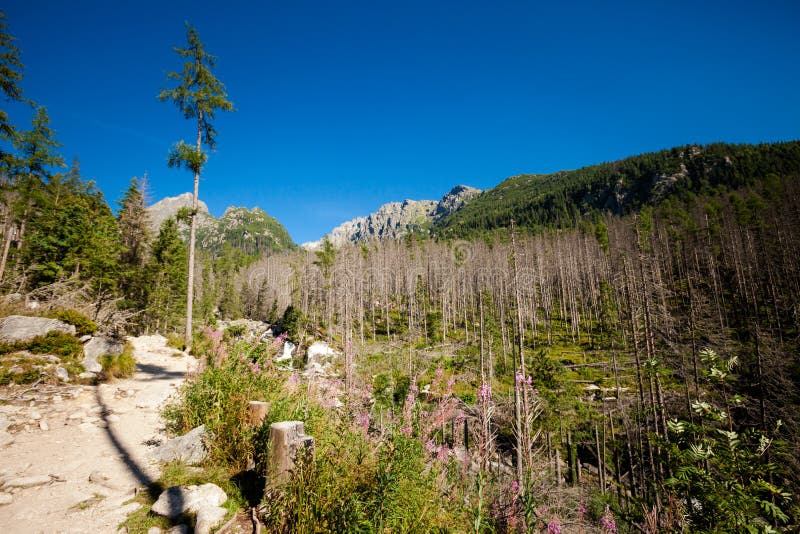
[303,185,480,249]
[146,193,214,233]
[147,194,294,254]
[151,425,209,465]
[82,337,125,374]
[0,316,76,343]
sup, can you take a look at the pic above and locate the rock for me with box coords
[166,526,190,534]
[67,411,85,420]
[52,394,62,403]
[82,336,124,374]
[0,414,9,432]
[29,409,41,420]
[79,334,92,343]
[196,505,227,534]
[0,492,12,505]
[151,483,228,534]
[147,527,162,534]
[151,425,208,465]
[78,422,98,433]
[8,366,24,375]
[3,474,51,488]
[78,371,97,379]
[0,431,14,448]
[55,366,70,382]
[88,470,118,490]
[0,315,76,342]
[39,420,49,431]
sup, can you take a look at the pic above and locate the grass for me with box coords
[100,342,136,379]
[71,493,106,511]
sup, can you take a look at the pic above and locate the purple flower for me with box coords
[510,480,520,494]
[478,382,493,402]
[547,517,562,534]
[600,506,617,533]
[400,426,412,436]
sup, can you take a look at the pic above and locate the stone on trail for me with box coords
[151,425,208,465]
[55,366,70,382]
[0,492,12,505]
[82,336,125,374]
[0,315,75,342]
[3,474,51,488]
[151,483,227,534]
[0,431,14,448]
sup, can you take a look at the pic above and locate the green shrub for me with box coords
[47,309,98,336]
[165,332,185,351]
[27,331,83,359]
[223,324,246,341]
[100,343,136,379]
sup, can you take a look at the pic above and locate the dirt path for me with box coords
[0,335,196,534]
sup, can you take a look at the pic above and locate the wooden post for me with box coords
[268,421,315,483]
[247,401,270,427]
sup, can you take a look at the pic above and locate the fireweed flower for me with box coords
[600,506,617,533]
[478,382,493,402]
[546,516,562,534]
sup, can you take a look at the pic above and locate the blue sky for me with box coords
[3,0,799,244]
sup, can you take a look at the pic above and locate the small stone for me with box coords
[151,425,208,465]
[0,492,12,505]
[147,528,163,534]
[78,372,96,379]
[106,414,120,423]
[52,395,62,403]
[0,414,9,432]
[82,416,99,424]
[8,366,23,375]
[39,420,49,431]
[55,367,69,382]
[78,422,98,432]
[88,470,118,490]
[30,409,41,420]
[79,335,92,343]
[68,411,85,420]
[3,475,51,488]
[166,526,190,534]
[126,389,135,397]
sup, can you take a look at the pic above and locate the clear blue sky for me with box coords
[4,0,799,244]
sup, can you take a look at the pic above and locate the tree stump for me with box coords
[247,401,270,427]
[268,421,314,483]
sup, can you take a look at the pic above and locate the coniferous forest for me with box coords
[2,9,800,533]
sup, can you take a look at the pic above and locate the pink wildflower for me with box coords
[547,516,562,534]
[478,382,493,402]
[400,426,412,435]
[437,445,450,462]
[600,506,617,533]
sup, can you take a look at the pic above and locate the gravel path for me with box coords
[0,335,196,534]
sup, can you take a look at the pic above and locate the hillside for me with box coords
[435,141,800,236]
[147,194,294,255]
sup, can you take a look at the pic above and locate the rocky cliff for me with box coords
[303,185,480,249]
[147,194,294,255]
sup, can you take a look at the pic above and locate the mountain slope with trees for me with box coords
[435,141,800,237]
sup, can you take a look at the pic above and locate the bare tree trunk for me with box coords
[185,110,202,351]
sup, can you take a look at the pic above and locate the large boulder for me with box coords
[0,315,75,343]
[151,483,227,534]
[82,336,125,374]
[151,425,209,465]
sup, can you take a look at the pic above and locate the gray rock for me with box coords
[0,431,14,448]
[0,315,75,342]
[151,483,228,534]
[82,336,124,374]
[8,366,23,375]
[79,334,92,343]
[39,420,49,431]
[151,425,208,465]
[0,492,12,505]
[78,371,97,379]
[0,414,9,432]
[3,474,51,488]
[166,526,190,534]
[88,470,118,490]
[147,527,162,534]
[55,366,69,382]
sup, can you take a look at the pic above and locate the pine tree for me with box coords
[0,10,29,162]
[118,176,150,269]
[0,107,64,282]
[145,217,188,333]
[159,24,234,349]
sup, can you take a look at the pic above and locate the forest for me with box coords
[1,9,800,532]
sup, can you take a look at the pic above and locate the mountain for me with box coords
[147,194,294,255]
[434,141,800,237]
[303,185,480,249]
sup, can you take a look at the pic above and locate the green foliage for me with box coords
[280,305,304,342]
[25,331,82,359]
[142,218,188,332]
[435,141,800,237]
[100,343,136,379]
[46,308,97,336]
